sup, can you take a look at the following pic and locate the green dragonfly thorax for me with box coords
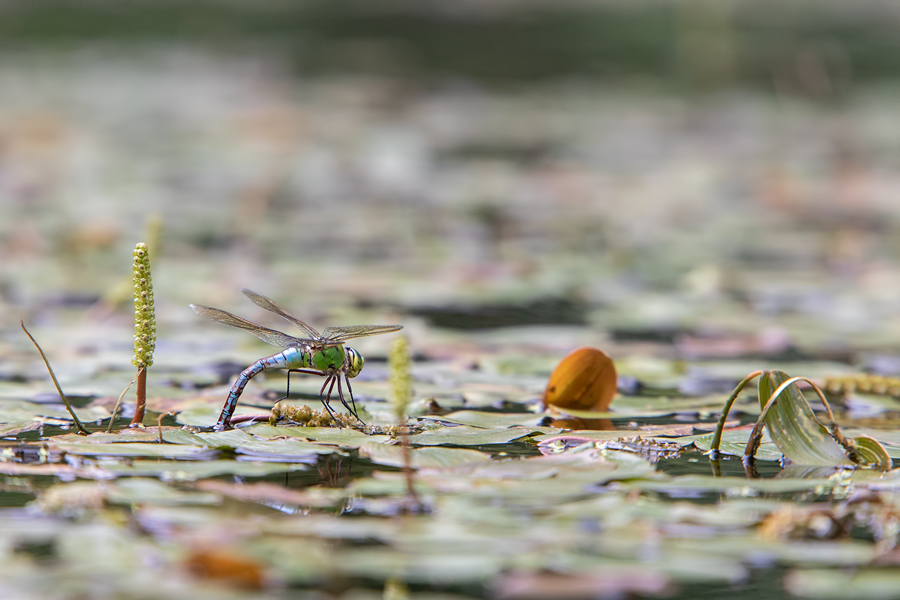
[312,345,345,374]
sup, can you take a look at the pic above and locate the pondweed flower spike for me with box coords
[388,335,419,510]
[131,242,156,426]
[389,336,412,421]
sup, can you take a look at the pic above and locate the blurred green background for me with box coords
[2,0,900,362]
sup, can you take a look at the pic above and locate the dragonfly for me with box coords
[190,289,402,431]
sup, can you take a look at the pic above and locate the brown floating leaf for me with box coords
[543,347,617,413]
[185,548,266,590]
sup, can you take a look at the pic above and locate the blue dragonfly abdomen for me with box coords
[214,347,311,431]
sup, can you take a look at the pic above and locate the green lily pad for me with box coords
[420,411,545,429]
[233,438,341,462]
[0,399,108,424]
[624,475,839,494]
[693,430,783,461]
[94,460,308,481]
[50,441,218,459]
[359,442,491,469]
[244,424,393,447]
[174,404,269,427]
[106,478,220,506]
[0,421,43,437]
[408,425,535,446]
[785,568,900,599]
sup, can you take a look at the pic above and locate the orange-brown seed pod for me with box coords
[543,347,617,412]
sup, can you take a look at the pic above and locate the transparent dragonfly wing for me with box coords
[322,325,403,343]
[241,289,323,340]
[190,304,316,348]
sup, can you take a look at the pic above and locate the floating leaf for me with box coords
[0,399,108,424]
[175,404,268,427]
[244,423,392,447]
[0,421,42,437]
[543,347,617,412]
[183,548,265,590]
[359,442,491,469]
[50,441,218,459]
[624,475,840,495]
[107,478,219,506]
[785,568,900,599]
[693,430,783,461]
[407,425,534,446]
[196,480,344,508]
[96,460,308,481]
[421,411,545,429]
[232,438,341,462]
[189,429,259,449]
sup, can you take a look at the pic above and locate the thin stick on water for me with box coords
[157,411,175,443]
[20,319,88,435]
[107,372,140,433]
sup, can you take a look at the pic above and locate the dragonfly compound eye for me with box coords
[346,348,364,378]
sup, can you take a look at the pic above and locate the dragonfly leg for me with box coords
[338,376,364,424]
[279,369,292,403]
[336,376,355,419]
[323,376,337,407]
[317,375,341,425]
[280,369,327,402]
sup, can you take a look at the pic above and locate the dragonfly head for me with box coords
[345,347,364,378]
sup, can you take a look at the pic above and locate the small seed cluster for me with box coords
[131,243,156,369]
[825,374,900,397]
[270,403,357,428]
[269,403,424,436]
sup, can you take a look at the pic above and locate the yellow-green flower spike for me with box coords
[131,243,156,369]
[388,336,412,420]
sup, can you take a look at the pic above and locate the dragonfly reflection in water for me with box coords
[191,289,402,431]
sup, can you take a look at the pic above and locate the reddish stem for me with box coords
[130,367,147,427]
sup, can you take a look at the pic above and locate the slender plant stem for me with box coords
[20,320,88,435]
[107,372,139,432]
[709,370,763,459]
[130,367,147,427]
